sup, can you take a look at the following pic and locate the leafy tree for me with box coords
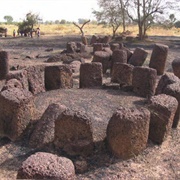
[175,21,180,28]
[4,15,13,24]
[60,19,66,24]
[55,20,60,24]
[93,0,123,38]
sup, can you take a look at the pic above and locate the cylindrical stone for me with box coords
[107,107,150,159]
[149,43,169,75]
[0,51,9,80]
[172,58,180,79]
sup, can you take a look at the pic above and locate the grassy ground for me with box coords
[1,23,180,37]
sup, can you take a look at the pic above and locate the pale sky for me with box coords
[0,0,99,22]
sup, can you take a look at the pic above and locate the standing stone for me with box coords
[0,88,34,141]
[147,94,178,144]
[132,67,157,98]
[66,42,77,53]
[128,48,148,66]
[54,109,94,156]
[111,63,133,86]
[110,43,119,51]
[155,73,179,95]
[90,35,98,45]
[164,83,180,128]
[80,62,103,88]
[149,43,169,75]
[17,152,76,179]
[45,65,73,90]
[93,43,103,53]
[172,58,180,78]
[107,107,150,159]
[6,69,29,91]
[29,103,66,149]
[25,65,45,95]
[93,51,111,74]
[0,51,9,80]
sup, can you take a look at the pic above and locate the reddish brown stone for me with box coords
[93,51,111,74]
[107,107,150,159]
[132,67,157,98]
[45,65,73,90]
[54,109,94,156]
[93,43,103,53]
[128,48,148,66]
[155,73,179,95]
[80,62,103,88]
[172,58,180,78]
[102,36,111,43]
[17,152,76,179]
[149,43,169,75]
[111,63,133,86]
[147,94,178,144]
[66,42,77,53]
[90,35,98,45]
[110,43,119,51]
[112,49,127,64]
[6,69,29,91]
[0,88,34,141]
[25,65,45,94]
[164,82,180,128]
[29,103,66,149]
[1,79,23,91]
[0,51,9,80]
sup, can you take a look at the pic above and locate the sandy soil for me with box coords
[0,35,179,180]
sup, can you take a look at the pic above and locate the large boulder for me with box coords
[17,152,76,179]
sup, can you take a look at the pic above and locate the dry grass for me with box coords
[1,23,180,37]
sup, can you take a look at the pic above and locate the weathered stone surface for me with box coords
[110,43,119,51]
[80,62,103,88]
[111,63,133,86]
[102,36,111,43]
[1,79,23,91]
[172,58,180,78]
[54,109,94,156]
[74,159,88,173]
[149,43,169,75]
[90,35,98,45]
[93,43,103,53]
[128,48,148,66]
[132,67,157,98]
[164,83,180,128]
[155,73,180,95]
[69,60,81,73]
[45,65,73,90]
[0,88,34,141]
[66,42,77,53]
[120,46,133,61]
[25,65,45,95]
[107,107,150,159]
[93,51,111,74]
[29,103,66,149]
[0,51,9,80]
[103,47,113,56]
[6,69,29,91]
[147,94,178,144]
[17,152,76,179]
[112,49,127,64]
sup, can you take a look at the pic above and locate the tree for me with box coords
[4,15,13,24]
[126,0,180,40]
[93,0,123,38]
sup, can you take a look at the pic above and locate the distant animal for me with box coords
[17,28,37,37]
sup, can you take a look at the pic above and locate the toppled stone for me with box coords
[17,152,76,179]
[29,103,66,149]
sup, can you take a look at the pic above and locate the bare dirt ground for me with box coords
[0,35,180,180]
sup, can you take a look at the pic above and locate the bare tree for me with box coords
[126,0,179,40]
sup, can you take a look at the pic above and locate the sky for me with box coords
[0,0,99,22]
